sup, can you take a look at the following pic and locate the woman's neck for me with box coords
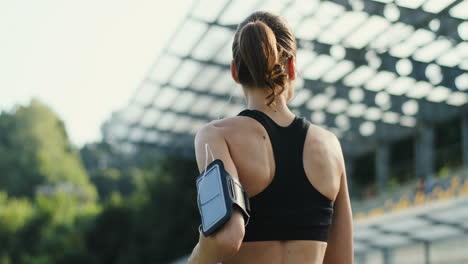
[244,87,294,117]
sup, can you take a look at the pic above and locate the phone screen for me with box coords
[197,164,227,231]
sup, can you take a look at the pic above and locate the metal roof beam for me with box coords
[170,55,463,123]
[212,15,466,80]
[302,79,463,123]
[330,0,465,42]
[297,39,466,91]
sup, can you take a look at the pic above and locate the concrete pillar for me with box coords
[383,248,394,264]
[415,123,434,179]
[462,114,468,166]
[424,241,431,264]
[376,145,390,192]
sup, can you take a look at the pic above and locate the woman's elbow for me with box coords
[213,210,245,257]
[215,236,243,257]
[214,223,245,257]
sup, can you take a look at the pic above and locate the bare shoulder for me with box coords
[194,116,251,143]
[307,124,342,150]
[196,116,260,138]
[302,123,345,200]
[306,123,345,171]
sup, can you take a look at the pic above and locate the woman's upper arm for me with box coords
[323,136,354,264]
[194,123,245,253]
[194,123,238,178]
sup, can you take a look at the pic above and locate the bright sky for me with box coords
[0,0,192,146]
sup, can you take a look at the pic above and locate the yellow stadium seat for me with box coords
[414,191,426,205]
[355,213,367,220]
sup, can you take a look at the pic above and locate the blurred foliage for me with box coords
[80,142,147,202]
[0,99,96,200]
[0,192,34,233]
[0,191,98,264]
[0,100,200,263]
[85,153,199,263]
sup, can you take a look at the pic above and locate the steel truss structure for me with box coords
[103,0,468,159]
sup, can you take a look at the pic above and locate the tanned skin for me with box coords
[188,58,353,264]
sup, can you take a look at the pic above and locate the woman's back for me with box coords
[203,109,344,264]
[188,11,353,264]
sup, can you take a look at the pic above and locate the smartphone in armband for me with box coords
[196,159,250,236]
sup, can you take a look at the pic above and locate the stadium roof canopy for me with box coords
[354,197,468,253]
[103,0,468,157]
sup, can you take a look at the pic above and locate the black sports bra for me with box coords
[237,109,334,242]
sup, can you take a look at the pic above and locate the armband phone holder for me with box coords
[196,159,250,236]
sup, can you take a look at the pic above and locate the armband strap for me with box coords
[226,173,251,222]
[196,159,250,236]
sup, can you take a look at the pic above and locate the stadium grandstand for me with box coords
[102,0,468,263]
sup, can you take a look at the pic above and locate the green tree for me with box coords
[80,142,146,201]
[0,191,99,264]
[84,154,200,263]
[0,99,96,201]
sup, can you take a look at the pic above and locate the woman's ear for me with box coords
[231,61,241,84]
[287,57,296,81]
